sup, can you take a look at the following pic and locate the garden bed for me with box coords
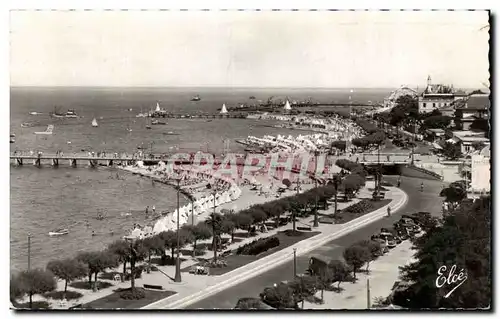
[330,199,392,224]
[182,230,321,276]
[83,289,176,309]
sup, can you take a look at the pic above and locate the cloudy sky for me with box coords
[10,10,490,88]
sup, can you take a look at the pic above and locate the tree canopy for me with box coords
[393,196,491,309]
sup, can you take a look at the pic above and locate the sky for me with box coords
[9,10,490,88]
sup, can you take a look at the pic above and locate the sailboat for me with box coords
[92,117,99,127]
[145,116,152,130]
[155,102,161,112]
[283,100,292,111]
[34,125,54,135]
[220,103,228,114]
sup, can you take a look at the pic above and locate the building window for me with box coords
[433,103,436,108]
[423,103,426,108]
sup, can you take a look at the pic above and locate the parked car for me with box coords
[378,232,397,248]
[370,235,390,253]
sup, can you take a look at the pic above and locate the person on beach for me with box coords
[397,176,401,187]
[387,206,391,217]
[92,230,96,236]
[145,206,149,214]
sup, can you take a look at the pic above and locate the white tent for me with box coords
[284,100,292,111]
[220,103,228,114]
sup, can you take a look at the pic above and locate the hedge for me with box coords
[236,236,280,255]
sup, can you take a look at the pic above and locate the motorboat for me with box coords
[49,229,69,236]
[50,108,78,118]
[21,122,36,128]
[151,119,166,125]
[34,125,54,135]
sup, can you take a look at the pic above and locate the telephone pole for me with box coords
[174,178,182,283]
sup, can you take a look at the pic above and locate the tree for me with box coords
[315,266,333,301]
[141,235,164,269]
[260,283,297,309]
[205,213,225,262]
[289,275,317,309]
[440,182,467,203]
[394,196,490,309]
[330,140,347,152]
[354,240,382,272]
[15,269,56,308]
[247,207,267,225]
[231,213,253,234]
[107,240,131,280]
[184,223,212,257]
[327,260,352,291]
[282,178,292,188]
[422,115,452,130]
[76,251,118,288]
[46,258,88,292]
[343,244,371,279]
[221,218,236,242]
[442,142,462,160]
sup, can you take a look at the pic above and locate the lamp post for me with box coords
[27,233,31,271]
[293,248,297,279]
[313,151,319,227]
[174,178,182,283]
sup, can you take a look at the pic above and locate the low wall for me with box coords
[400,165,443,181]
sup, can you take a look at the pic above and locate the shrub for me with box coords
[119,287,146,300]
[44,290,83,300]
[14,301,51,309]
[343,200,375,215]
[236,236,280,255]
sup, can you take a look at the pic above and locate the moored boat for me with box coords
[191,95,201,101]
[151,119,166,125]
[49,228,69,236]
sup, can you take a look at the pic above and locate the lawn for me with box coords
[182,230,321,276]
[83,289,176,309]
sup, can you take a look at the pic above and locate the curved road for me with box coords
[187,176,444,309]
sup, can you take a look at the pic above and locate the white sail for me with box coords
[220,103,228,114]
[155,102,161,112]
[92,118,98,127]
[284,100,292,110]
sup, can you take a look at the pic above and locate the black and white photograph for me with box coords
[8,7,491,311]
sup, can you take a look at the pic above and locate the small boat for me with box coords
[191,95,201,101]
[34,124,54,135]
[10,133,15,138]
[92,118,99,127]
[10,137,15,143]
[151,119,166,125]
[50,108,79,118]
[49,229,69,236]
[29,111,42,115]
[129,108,133,111]
[21,122,36,128]
[163,131,179,136]
[146,125,152,129]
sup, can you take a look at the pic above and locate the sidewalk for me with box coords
[143,183,408,309]
[304,240,416,309]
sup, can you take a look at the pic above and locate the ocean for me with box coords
[10,87,390,272]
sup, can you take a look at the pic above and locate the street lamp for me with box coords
[27,233,31,271]
[313,151,319,228]
[293,248,297,279]
[174,178,182,283]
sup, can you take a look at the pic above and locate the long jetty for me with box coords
[10,151,416,168]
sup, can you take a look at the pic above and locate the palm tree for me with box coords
[205,213,224,262]
[107,240,130,281]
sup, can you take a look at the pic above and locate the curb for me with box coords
[143,187,408,309]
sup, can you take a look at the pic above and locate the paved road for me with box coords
[187,176,444,309]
